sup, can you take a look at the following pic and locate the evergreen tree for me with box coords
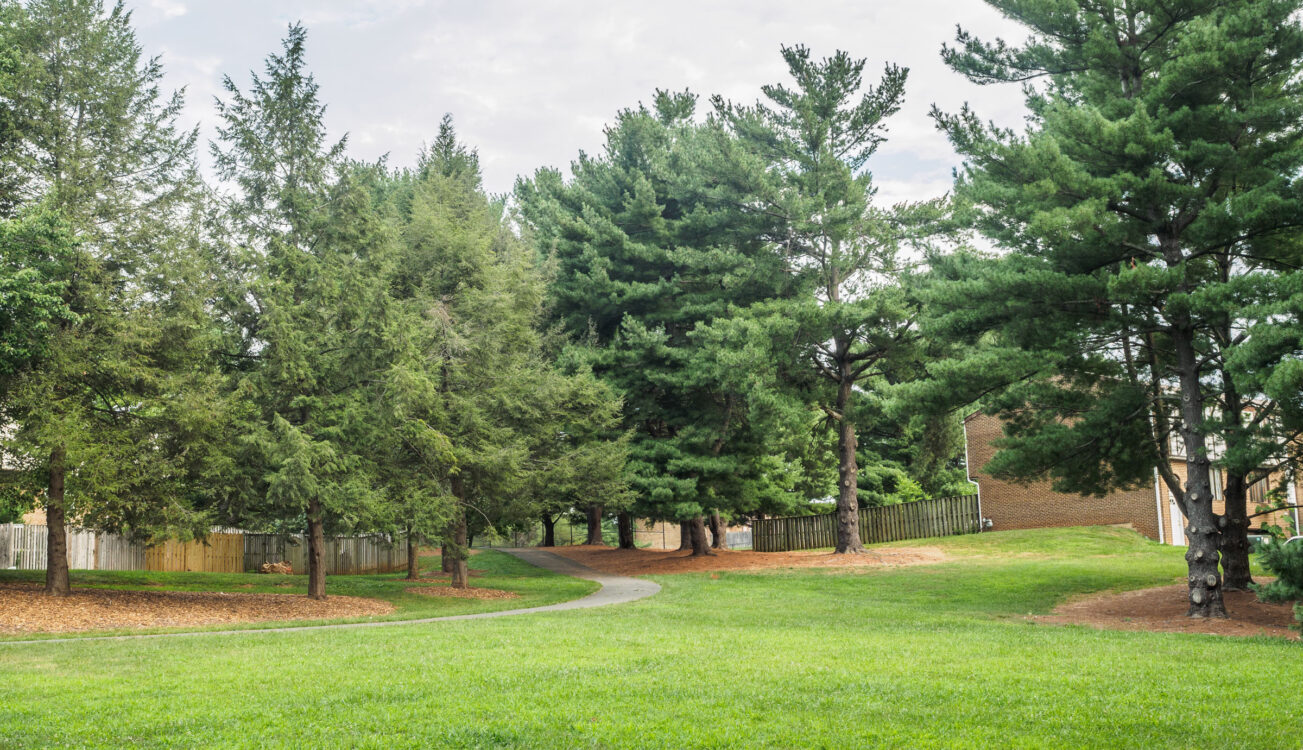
[519,91,808,556]
[0,0,226,595]
[926,0,1303,616]
[712,46,934,553]
[389,117,628,583]
[211,25,395,599]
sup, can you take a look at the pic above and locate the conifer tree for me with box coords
[212,25,394,599]
[712,46,932,553]
[926,0,1303,616]
[388,116,628,583]
[0,0,226,595]
[519,91,808,555]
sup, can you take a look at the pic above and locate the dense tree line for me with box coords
[4,0,1303,620]
[0,3,625,597]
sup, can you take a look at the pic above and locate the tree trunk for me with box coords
[709,510,729,550]
[1173,324,1226,618]
[1215,358,1254,591]
[44,446,70,596]
[448,475,469,589]
[834,377,865,553]
[449,514,469,589]
[689,515,713,556]
[406,525,420,580]
[678,520,692,551]
[441,545,454,573]
[617,512,635,549]
[540,513,556,547]
[1220,472,1253,591]
[306,497,327,600]
[585,504,604,545]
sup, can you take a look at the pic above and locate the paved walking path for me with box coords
[0,548,659,646]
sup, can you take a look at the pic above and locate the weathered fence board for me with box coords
[1,524,97,569]
[242,533,402,575]
[95,533,146,571]
[752,494,981,552]
[2,524,402,574]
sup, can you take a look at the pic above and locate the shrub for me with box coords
[1251,540,1303,628]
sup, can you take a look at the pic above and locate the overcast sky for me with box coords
[129,0,1031,203]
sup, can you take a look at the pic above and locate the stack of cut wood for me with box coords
[258,561,293,575]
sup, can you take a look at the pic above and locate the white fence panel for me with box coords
[1,523,47,569]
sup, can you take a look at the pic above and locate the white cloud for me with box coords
[146,0,186,19]
[131,0,1032,201]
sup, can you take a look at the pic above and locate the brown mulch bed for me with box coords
[544,544,947,576]
[0,582,394,634]
[1035,584,1299,640]
[404,585,519,600]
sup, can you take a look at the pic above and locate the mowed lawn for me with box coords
[2,527,1300,749]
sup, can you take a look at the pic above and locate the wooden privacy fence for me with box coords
[243,533,403,575]
[1,524,402,574]
[752,494,982,552]
[145,533,244,573]
[1,524,132,570]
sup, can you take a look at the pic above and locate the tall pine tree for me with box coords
[712,46,934,553]
[519,91,807,555]
[926,0,1303,616]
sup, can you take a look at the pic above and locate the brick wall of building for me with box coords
[1155,462,1302,543]
[965,412,1162,541]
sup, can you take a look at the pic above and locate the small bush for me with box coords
[1252,540,1303,628]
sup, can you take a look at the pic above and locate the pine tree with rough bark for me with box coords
[925,0,1303,616]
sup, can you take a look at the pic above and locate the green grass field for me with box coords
[1,527,1299,748]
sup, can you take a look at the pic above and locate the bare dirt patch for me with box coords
[544,544,947,576]
[0,582,394,635]
[1035,584,1298,639]
[404,585,519,601]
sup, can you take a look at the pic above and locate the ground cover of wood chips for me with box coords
[0,582,393,634]
[545,543,947,575]
[1036,583,1298,639]
[403,584,519,600]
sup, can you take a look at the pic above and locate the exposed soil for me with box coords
[544,544,947,576]
[0,582,394,634]
[1036,584,1299,640]
[404,585,519,600]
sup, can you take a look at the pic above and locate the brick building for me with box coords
[964,411,1302,545]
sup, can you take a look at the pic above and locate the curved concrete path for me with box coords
[0,548,659,646]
